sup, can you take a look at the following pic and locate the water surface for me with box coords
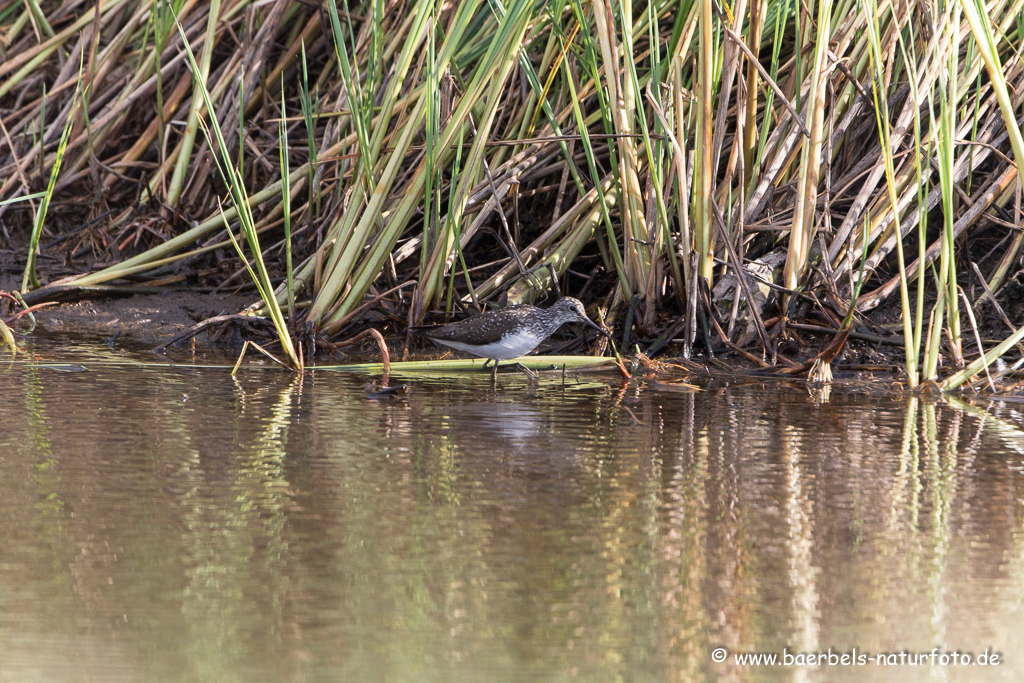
[1,337,1022,682]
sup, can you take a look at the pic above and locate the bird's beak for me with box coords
[582,316,611,339]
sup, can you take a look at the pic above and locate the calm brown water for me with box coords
[1,337,1022,682]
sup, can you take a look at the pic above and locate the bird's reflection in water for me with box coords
[440,399,592,482]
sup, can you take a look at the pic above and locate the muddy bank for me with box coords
[3,271,252,349]
[5,288,906,378]
[31,291,257,347]
[0,257,995,383]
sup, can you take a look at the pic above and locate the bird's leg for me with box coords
[512,362,539,380]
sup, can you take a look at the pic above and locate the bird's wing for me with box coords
[426,307,533,345]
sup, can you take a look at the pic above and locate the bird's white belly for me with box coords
[434,329,545,360]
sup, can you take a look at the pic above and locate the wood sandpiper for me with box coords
[425,297,607,378]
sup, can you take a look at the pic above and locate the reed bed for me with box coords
[2,0,1023,389]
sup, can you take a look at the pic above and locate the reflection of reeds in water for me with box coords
[643,388,1024,678]
[7,363,1024,678]
[783,424,819,682]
